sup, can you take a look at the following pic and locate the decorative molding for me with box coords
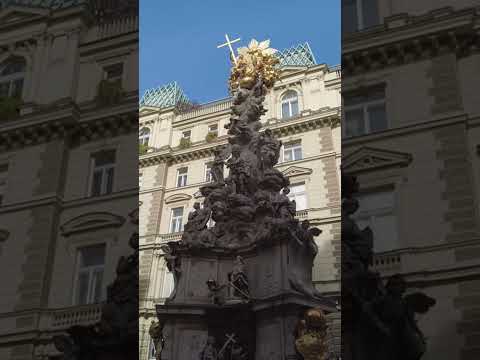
[342,146,413,174]
[164,193,192,204]
[60,212,125,236]
[281,165,313,178]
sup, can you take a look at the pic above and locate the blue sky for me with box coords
[140,0,340,104]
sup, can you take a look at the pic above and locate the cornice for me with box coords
[0,97,138,151]
[139,109,341,168]
[342,6,480,77]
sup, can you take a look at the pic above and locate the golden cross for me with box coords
[217,34,241,64]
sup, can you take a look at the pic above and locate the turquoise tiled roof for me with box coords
[140,81,189,108]
[276,42,317,67]
[0,0,86,9]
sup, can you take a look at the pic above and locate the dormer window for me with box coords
[281,90,299,119]
[103,63,123,83]
[0,56,26,99]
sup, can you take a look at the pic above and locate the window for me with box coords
[0,56,26,99]
[283,141,303,162]
[353,190,398,253]
[89,150,116,197]
[288,183,307,211]
[342,0,380,34]
[182,130,191,141]
[103,63,123,83]
[0,163,8,206]
[208,123,218,136]
[205,163,213,182]
[148,339,157,360]
[343,87,387,138]
[74,244,105,305]
[281,90,299,119]
[169,207,184,233]
[176,167,188,187]
[139,127,150,146]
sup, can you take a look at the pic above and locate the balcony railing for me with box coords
[371,252,402,274]
[97,15,139,39]
[295,209,309,219]
[49,304,103,330]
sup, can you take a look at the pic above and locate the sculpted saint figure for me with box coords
[229,256,249,299]
[200,336,220,360]
[227,145,251,194]
[211,149,225,184]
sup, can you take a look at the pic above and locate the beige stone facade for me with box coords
[0,3,138,360]
[343,1,480,359]
[139,61,341,358]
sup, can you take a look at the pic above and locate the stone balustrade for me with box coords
[371,251,403,274]
[49,303,102,330]
[97,15,139,39]
[177,98,233,122]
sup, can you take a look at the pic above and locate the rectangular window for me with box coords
[170,207,184,233]
[182,130,191,140]
[353,190,398,253]
[283,141,303,162]
[74,244,105,305]
[205,163,213,182]
[89,150,116,197]
[208,123,218,136]
[343,87,387,138]
[176,167,188,187]
[342,0,379,34]
[149,339,157,360]
[103,63,123,83]
[288,183,307,211]
[0,163,8,206]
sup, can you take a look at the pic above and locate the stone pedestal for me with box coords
[157,238,335,359]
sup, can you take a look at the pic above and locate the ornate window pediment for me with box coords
[281,166,313,178]
[165,193,192,204]
[60,212,125,236]
[343,147,412,174]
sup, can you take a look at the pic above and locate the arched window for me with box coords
[139,127,151,146]
[281,90,299,119]
[0,56,26,99]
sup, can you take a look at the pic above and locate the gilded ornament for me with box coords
[229,39,280,92]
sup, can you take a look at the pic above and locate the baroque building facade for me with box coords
[342,1,480,359]
[138,44,341,359]
[0,1,138,359]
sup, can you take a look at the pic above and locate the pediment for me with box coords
[343,147,413,174]
[0,229,9,242]
[60,212,125,236]
[165,193,192,204]
[282,166,313,178]
[0,6,49,24]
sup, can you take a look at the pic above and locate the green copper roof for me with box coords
[276,42,317,67]
[140,81,189,108]
[0,0,85,9]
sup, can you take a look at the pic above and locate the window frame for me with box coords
[0,163,8,206]
[169,207,184,233]
[0,56,26,99]
[343,0,380,33]
[176,167,188,187]
[343,88,387,138]
[88,149,116,197]
[207,123,219,136]
[102,62,124,83]
[288,182,308,211]
[181,130,192,140]
[205,162,213,183]
[139,127,151,146]
[282,141,303,163]
[72,244,106,306]
[352,188,399,253]
[281,90,300,119]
